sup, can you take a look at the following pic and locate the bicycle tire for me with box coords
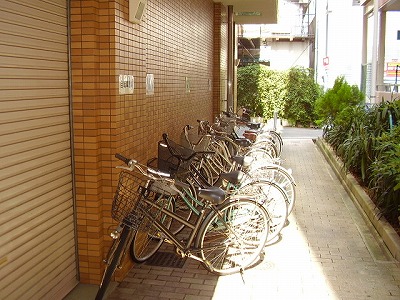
[95,225,131,300]
[244,147,274,165]
[256,131,283,157]
[268,130,283,156]
[129,194,174,263]
[248,165,296,214]
[251,139,279,158]
[195,198,269,275]
[190,158,215,187]
[235,180,288,242]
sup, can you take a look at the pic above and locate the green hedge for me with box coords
[237,64,320,126]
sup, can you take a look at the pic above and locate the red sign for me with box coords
[323,57,329,66]
[385,61,400,77]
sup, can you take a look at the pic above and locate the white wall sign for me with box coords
[146,74,154,95]
[119,75,134,94]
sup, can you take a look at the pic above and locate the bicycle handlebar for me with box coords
[115,153,134,166]
[114,153,190,190]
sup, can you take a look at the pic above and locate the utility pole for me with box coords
[324,0,331,90]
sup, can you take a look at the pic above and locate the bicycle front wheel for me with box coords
[95,225,131,300]
[235,180,288,242]
[129,194,174,263]
[194,198,269,275]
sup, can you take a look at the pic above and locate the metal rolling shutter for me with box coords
[0,0,77,299]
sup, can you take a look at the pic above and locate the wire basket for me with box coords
[159,135,197,180]
[112,169,177,230]
[156,141,181,175]
[111,170,150,229]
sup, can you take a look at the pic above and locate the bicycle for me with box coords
[168,131,289,243]
[95,152,270,300]
[184,121,294,216]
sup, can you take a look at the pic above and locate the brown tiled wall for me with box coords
[70,0,226,284]
[213,2,228,118]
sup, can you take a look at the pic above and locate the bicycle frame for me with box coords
[139,194,207,258]
[137,189,251,262]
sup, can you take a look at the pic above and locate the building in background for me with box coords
[238,0,316,70]
[238,0,364,90]
[362,0,400,102]
[238,0,400,102]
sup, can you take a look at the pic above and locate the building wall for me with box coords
[269,41,311,70]
[315,0,364,89]
[70,0,225,284]
[214,3,228,116]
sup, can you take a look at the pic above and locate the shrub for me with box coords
[315,76,364,127]
[324,99,400,227]
[282,66,321,127]
[369,126,400,224]
[237,65,320,125]
[237,64,286,119]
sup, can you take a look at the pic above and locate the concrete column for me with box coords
[227,5,234,111]
[377,11,386,88]
[370,0,380,102]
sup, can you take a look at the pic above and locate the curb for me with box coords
[315,138,400,261]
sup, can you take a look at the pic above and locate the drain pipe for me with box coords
[66,0,80,281]
[227,5,234,112]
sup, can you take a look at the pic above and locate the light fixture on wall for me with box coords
[129,0,147,24]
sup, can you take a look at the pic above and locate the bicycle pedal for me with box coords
[164,239,174,245]
[176,248,186,258]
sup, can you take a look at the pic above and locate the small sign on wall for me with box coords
[119,75,134,94]
[185,77,190,93]
[146,74,154,95]
[129,0,147,24]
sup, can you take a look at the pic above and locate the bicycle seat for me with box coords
[243,132,257,142]
[220,170,244,185]
[234,138,252,148]
[247,122,261,130]
[231,155,244,166]
[198,186,226,205]
[231,155,253,168]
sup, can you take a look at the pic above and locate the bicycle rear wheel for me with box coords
[95,225,131,300]
[195,198,269,275]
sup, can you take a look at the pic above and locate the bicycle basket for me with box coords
[157,141,180,174]
[159,136,197,180]
[111,170,149,229]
